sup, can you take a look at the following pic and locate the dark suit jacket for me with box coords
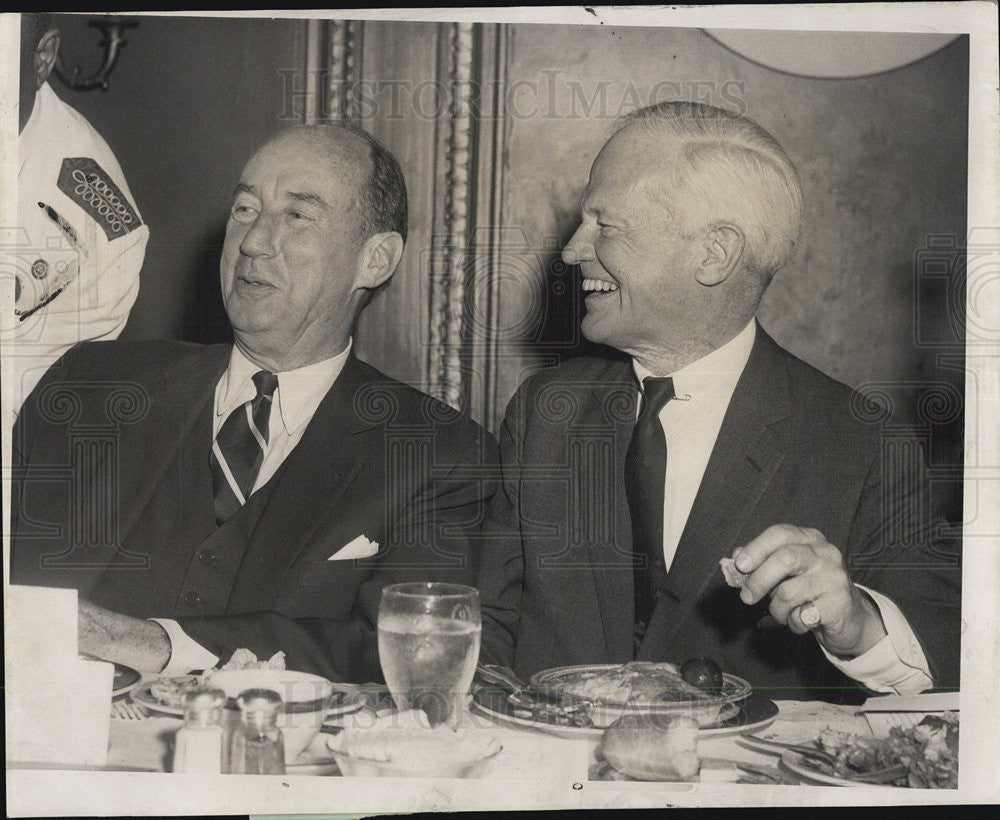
[478,325,960,702]
[11,340,497,682]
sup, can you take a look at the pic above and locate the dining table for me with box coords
[105,679,899,781]
[7,672,962,816]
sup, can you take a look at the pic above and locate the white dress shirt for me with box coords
[633,320,932,694]
[153,341,353,674]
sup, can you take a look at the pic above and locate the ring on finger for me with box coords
[799,603,821,627]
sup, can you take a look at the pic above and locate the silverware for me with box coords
[110,699,149,721]
[474,664,566,704]
[474,663,528,690]
[740,734,907,784]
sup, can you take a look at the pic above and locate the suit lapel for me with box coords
[641,326,794,654]
[227,355,378,608]
[117,346,229,547]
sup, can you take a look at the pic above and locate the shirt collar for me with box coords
[632,319,756,401]
[216,340,353,435]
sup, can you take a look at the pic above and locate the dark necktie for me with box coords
[624,375,675,651]
[210,370,279,525]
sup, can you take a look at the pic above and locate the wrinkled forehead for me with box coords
[239,128,370,199]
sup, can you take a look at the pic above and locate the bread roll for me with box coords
[600,713,700,781]
[719,557,749,588]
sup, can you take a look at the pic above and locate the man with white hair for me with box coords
[478,101,960,702]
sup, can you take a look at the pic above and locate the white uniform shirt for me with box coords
[6,82,148,421]
[154,342,353,674]
[633,320,932,694]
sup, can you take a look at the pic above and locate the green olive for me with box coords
[680,657,724,691]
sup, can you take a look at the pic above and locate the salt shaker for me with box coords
[172,687,226,773]
[229,688,286,774]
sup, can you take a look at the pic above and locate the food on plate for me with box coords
[146,649,288,709]
[600,713,700,781]
[680,657,725,691]
[508,690,593,727]
[218,648,286,671]
[147,675,205,709]
[719,556,749,588]
[557,661,717,704]
[492,660,747,729]
[808,713,958,788]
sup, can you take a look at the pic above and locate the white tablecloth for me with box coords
[104,697,873,780]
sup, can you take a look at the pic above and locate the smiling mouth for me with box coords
[236,274,274,289]
[581,277,619,294]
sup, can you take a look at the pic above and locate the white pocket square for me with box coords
[327,535,379,561]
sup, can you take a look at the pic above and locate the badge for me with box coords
[57,157,143,240]
[31,259,49,279]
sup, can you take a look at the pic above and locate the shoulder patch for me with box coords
[57,157,143,240]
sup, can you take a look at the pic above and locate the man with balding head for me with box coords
[478,102,959,702]
[12,125,496,682]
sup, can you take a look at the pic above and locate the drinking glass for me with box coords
[377,582,481,727]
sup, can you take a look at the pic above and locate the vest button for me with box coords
[183,590,201,607]
[199,549,217,565]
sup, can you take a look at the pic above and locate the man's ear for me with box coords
[35,29,60,88]
[355,231,404,290]
[694,224,745,287]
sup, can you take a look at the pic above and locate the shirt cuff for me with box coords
[820,585,933,695]
[149,618,220,675]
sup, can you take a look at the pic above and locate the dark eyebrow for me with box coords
[287,191,331,210]
[231,184,330,211]
[233,183,259,199]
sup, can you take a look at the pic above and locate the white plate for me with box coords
[133,681,366,721]
[780,751,895,787]
[471,689,777,741]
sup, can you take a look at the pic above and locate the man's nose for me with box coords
[561,224,594,266]
[239,213,277,257]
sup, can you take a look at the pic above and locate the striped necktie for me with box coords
[210,370,279,525]
[624,375,675,653]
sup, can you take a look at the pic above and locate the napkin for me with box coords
[6,585,114,766]
[859,692,960,735]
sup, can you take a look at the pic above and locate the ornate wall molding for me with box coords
[301,20,511,428]
[428,22,475,411]
[303,19,364,124]
[327,19,364,122]
[427,23,510,424]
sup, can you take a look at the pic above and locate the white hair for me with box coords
[613,101,803,280]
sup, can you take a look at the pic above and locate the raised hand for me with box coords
[730,524,887,657]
